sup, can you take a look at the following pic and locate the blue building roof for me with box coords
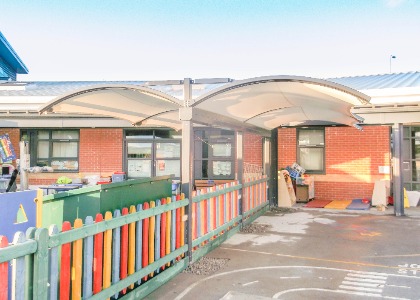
[0,31,29,74]
[328,71,420,90]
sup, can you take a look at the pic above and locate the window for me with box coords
[21,130,79,171]
[194,129,235,179]
[297,128,325,174]
[125,129,181,179]
[402,126,420,191]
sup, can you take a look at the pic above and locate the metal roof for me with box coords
[328,71,420,90]
[0,31,29,74]
[0,81,144,96]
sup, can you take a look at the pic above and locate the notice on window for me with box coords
[127,160,152,178]
[0,134,16,162]
[213,161,231,176]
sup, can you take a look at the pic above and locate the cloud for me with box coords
[384,0,407,8]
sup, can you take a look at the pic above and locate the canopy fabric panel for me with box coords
[40,84,184,129]
[39,76,370,132]
[193,76,370,129]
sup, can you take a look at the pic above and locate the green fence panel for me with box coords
[42,176,172,229]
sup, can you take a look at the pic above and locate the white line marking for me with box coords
[386,284,411,289]
[339,285,383,293]
[344,277,386,284]
[347,273,387,280]
[174,265,420,300]
[342,281,384,288]
[242,280,259,287]
[272,287,412,299]
[279,276,300,279]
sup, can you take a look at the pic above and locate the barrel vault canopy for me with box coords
[39,76,370,133]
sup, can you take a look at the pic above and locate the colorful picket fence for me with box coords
[0,195,188,300]
[0,176,269,300]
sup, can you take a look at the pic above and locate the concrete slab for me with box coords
[146,208,420,300]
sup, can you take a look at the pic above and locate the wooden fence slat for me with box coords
[93,214,104,295]
[72,218,83,300]
[165,197,171,267]
[180,193,185,249]
[103,211,113,294]
[171,196,176,261]
[154,200,161,274]
[142,202,149,281]
[0,236,8,300]
[128,206,136,289]
[148,201,155,277]
[120,207,129,294]
[191,192,197,241]
[33,228,49,300]
[25,227,36,300]
[59,222,72,300]
[135,204,143,285]
[48,226,59,300]
[196,193,201,239]
[112,210,121,299]
[160,198,166,271]
[11,232,26,300]
[83,216,94,299]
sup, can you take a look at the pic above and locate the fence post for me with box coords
[33,227,49,299]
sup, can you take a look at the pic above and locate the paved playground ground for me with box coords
[147,207,420,299]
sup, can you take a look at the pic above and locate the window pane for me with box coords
[127,160,152,177]
[155,160,180,177]
[403,139,410,160]
[38,131,49,139]
[202,161,208,178]
[298,130,324,146]
[412,140,420,159]
[202,142,209,159]
[213,161,232,176]
[38,141,49,158]
[52,142,78,157]
[156,143,180,158]
[154,129,182,139]
[125,130,154,139]
[411,127,420,138]
[127,143,152,158]
[299,148,324,171]
[52,130,79,139]
[412,161,420,181]
[212,143,232,157]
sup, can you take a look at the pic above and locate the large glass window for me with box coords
[194,129,235,179]
[21,129,79,171]
[297,128,325,174]
[402,126,420,190]
[125,129,181,179]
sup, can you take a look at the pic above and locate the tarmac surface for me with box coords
[146,206,420,300]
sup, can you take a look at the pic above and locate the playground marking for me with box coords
[242,280,259,287]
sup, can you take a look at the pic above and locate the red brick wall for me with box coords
[79,128,123,174]
[277,126,391,201]
[243,132,263,166]
[278,128,296,167]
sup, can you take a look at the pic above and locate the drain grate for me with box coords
[183,257,230,275]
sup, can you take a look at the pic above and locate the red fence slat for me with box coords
[0,236,9,300]
[59,222,72,300]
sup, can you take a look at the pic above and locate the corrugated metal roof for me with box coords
[328,71,420,90]
[0,81,145,96]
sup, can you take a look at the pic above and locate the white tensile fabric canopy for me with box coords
[39,75,370,134]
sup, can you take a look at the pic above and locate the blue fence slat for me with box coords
[112,209,121,299]
[155,199,161,274]
[12,232,25,300]
[135,203,143,285]
[48,225,59,300]
[82,216,94,299]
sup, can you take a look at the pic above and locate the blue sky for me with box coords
[1,0,420,81]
